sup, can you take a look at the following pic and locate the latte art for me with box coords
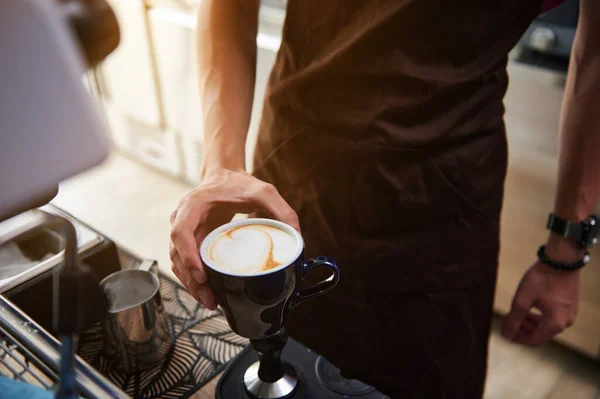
[206,224,299,274]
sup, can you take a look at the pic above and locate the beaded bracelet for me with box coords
[537,245,590,271]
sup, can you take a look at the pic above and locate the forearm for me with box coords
[547,1,600,261]
[196,0,259,176]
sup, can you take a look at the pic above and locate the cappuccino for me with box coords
[205,223,299,275]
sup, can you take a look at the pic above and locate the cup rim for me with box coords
[99,269,160,313]
[200,218,304,277]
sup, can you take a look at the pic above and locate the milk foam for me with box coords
[207,224,298,274]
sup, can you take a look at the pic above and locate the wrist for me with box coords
[200,150,246,180]
[199,162,245,181]
[533,257,582,279]
[544,233,587,263]
[200,136,247,180]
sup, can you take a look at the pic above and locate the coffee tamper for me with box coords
[243,328,298,399]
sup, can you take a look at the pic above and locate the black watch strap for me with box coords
[546,213,599,248]
[537,245,590,271]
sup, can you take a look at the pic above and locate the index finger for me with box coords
[502,292,534,340]
[246,183,301,232]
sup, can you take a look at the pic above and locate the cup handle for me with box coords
[290,256,340,308]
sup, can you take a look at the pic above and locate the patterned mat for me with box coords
[77,274,248,399]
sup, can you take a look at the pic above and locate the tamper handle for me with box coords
[250,329,289,383]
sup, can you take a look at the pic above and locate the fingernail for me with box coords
[196,289,205,303]
[191,270,206,284]
[208,300,218,311]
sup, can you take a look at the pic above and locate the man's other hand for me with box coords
[502,258,580,346]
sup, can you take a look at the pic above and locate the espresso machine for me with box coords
[0,0,127,397]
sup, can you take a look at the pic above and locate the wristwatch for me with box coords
[546,213,600,248]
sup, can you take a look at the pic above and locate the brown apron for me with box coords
[252,1,545,397]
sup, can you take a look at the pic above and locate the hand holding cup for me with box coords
[169,168,300,310]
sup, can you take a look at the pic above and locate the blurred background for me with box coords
[40,0,599,397]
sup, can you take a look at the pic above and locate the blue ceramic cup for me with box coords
[200,218,340,339]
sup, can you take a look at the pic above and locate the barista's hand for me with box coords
[502,239,581,346]
[169,168,300,310]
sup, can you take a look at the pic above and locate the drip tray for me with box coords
[216,338,389,399]
[0,205,104,293]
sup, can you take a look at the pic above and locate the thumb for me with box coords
[246,182,301,233]
[502,287,535,340]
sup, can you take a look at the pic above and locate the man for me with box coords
[169,1,600,397]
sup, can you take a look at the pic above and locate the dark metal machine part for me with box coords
[6,210,121,336]
[58,0,121,68]
[216,338,389,399]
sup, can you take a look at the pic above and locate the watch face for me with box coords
[580,215,600,248]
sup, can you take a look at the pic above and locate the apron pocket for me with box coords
[348,149,502,277]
